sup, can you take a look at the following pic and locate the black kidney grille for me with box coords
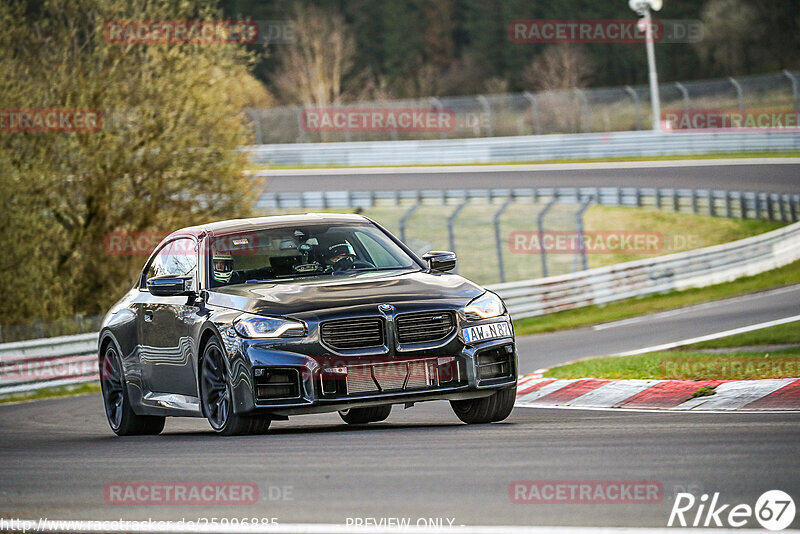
[320,318,384,349]
[396,311,456,344]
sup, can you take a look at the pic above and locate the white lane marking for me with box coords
[254,158,800,176]
[592,285,800,331]
[673,378,798,411]
[0,519,777,533]
[610,314,800,356]
[567,380,663,408]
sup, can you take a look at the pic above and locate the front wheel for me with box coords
[200,337,270,436]
[100,344,165,436]
[339,405,392,424]
[450,387,516,424]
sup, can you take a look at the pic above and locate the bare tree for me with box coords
[522,45,594,91]
[271,6,358,106]
[694,0,766,74]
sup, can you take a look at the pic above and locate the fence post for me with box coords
[399,203,419,243]
[574,196,594,272]
[625,86,642,130]
[246,108,263,144]
[674,82,690,110]
[691,190,698,214]
[476,95,493,137]
[493,197,514,283]
[523,91,541,135]
[708,189,716,217]
[725,191,733,218]
[447,201,469,273]
[728,77,745,112]
[574,88,590,133]
[673,189,679,212]
[782,70,799,122]
[537,199,557,278]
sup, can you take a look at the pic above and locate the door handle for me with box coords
[144,311,153,323]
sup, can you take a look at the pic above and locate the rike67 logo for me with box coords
[669,490,795,531]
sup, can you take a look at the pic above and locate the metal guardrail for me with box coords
[246,130,800,166]
[256,187,800,223]
[2,215,799,397]
[488,220,800,319]
[0,333,98,396]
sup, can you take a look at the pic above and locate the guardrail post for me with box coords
[574,196,594,272]
[523,92,541,135]
[625,86,642,130]
[493,197,514,283]
[780,194,789,222]
[399,204,419,244]
[792,195,799,222]
[537,199,557,278]
[655,188,662,210]
[725,191,733,218]
[767,194,776,221]
[635,188,642,207]
[616,187,623,206]
[672,189,679,212]
[691,190,698,214]
[755,192,763,219]
[728,77,745,112]
[447,201,469,274]
[708,189,716,217]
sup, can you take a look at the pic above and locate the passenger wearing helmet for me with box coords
[212,253,234,283]
[325,241,357,271]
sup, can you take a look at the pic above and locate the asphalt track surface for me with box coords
[260,159,800,194]
[1,286,799,529]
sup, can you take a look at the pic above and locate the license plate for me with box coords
[462,321,511,343]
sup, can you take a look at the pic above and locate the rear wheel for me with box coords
[450,387,516,424]
[200,337,270,436]
[338,404,392,424]
[100,344,165,436]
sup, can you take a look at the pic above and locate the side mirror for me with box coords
[423,251,456,272]
[147,275,194,297]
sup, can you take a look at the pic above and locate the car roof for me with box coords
[169,213,372,238]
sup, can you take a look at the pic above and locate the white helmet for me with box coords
[212,253,234,283]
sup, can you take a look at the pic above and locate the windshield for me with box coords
[207,222,418,287]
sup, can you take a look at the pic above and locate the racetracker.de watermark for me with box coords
[300,108,456,133]
[510,480,663,504]
[661,358,800,380]
[103,232,259,256]
[662,109,800,132]
[104,20,259,44]
[509,230,664,254]
[509,19,702,44]
[0,109,102,133]
[104,482,260,505]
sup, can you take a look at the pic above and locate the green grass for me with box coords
[544,349,800,380]
[250,151,800,170]
[0,382,100,405]
[543,319,800,380]
[513,258,800,336]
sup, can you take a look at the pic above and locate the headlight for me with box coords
[233,313,306,338]
[463,291,505,320]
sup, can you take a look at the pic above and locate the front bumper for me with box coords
[223,319,517,417]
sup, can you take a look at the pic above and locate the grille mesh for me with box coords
[321,318,384,349]
[396,311,455,344]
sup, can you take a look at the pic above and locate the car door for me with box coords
[138,237,201,396]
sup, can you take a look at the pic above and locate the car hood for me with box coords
[206,269,484,317]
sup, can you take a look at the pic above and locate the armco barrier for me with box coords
[489,220,800,319]
[0,333,98,396]
[1,220,799,397]
[246,130,800,166]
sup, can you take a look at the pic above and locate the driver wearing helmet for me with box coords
[325,241,357,271]
[212,253,234,284]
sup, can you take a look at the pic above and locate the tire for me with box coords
[450,387,516,424]
[200,337,271,436]
[100,343,165,436]
[338,404,392,424]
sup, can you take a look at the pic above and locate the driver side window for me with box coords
[145,239,197,283]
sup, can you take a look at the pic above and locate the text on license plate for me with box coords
[462,321,511,343]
